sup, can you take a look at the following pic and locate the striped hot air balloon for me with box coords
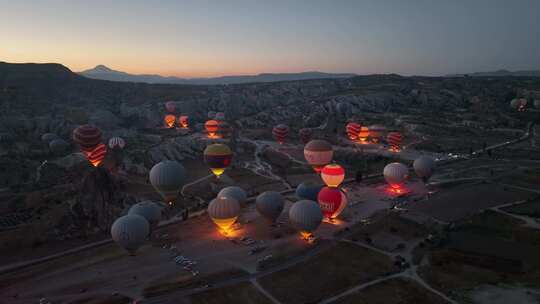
[108,137,125,149]
[321,163,345,188]
[358,126,370,142]
[272,124,290,145]
[218,186,247,205]
[178,115,190,129]
[204,144,233,177]
[255,191,285,223]
[387,132,403,152]
[346,122,361,140]
[205,120,220,138]
[111,214,149,256]
[317,186,348,220]
[72,124,102,154]
[86,143,107,167]
[304,139,333,173]
[164,114,176,128]
[299,128,313,144]
[165,101,176,113]
[208,196,240,232]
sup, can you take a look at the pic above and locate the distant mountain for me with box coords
[446,69,540,77]
[79,65,356,85]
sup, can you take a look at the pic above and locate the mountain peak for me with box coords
[93,65,113,72]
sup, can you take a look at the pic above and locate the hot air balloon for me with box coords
[205,120,220,138]
[165,101,176,113]
[295,181,323,201]
[178,115,190,129]
[72,124,102,155]
[383,162,408,189]
[164,114,176,128]
[49,138,69,155]
[215,112,226,121]
[204,144,233,177]
[149,160,187,204]
[208,196,240,232]
[321,163,345,188]
[299,128,313,144]
[413,156,435,183]
[255,191,285,223]
[86,143,107,167]
[510,98,527,111]
[111,214,150,255]
[358,126,369,142]
[304,139,333,173]
[272,124,290,145]
[108,137,125,149]
[208,111,217,119]
[218,186,247,205]
[289,200,323,239]
[128,201,162,228]
[41,133,58,144]
[48,137,68,153]
[368,125,386,142]
[346,122,361,140]
[317,186,348,220]
[387,132,403,152]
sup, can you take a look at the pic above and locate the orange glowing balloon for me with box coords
[205,120,219,138]
[164,115,176,128]
[178,115,189,128]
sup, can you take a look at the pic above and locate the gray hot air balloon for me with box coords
[111,214,150,255]
[41,133,58,144]
[208,196,240,231]
[218,186,247,205]
[413,156,435,183]
[49,138,69,155]
[149,160,187,204]
[215,112,226,121]
[288,200,323,236]
[534,99,540,109]
[128,201,162,227]
[383,162,409,188]
[255,191,285,223]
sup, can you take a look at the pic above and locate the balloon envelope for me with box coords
[321,163,345,188]
[298,128,313,144]
[295,182,323,201]
[165,101,176,113]
[111,214,149,255]
[346,122,361,140]
[208,196,240,230]
[204,144,233,177]
[413,156,435,181]
[86,143,107,167]
[149,160,187,203]
[255,191,285,222]
[383,162,408,188]
[289,200,323,235]
[108,136,125,149]
[318,187,348,219]
[272,124,290,144]
[304,140,333,173]
[128,201,162,226]
[49,138,69,155]
[72,124,102,154]
[218,186,247,205]
[164,115,176,128]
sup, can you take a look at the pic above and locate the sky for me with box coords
[1,0,540,77]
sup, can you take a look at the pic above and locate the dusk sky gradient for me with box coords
[1,0,539,77]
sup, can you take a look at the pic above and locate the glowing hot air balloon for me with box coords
[87,143,107,167]
[205,120,220,138]
[272,124,289,145]
[108,136,125,149]
[289,200,323,239]
[299,128,313,144]
[368,125,386,143]
[321,163,345,188]
[304,139,333,173]
[178,115,190,129]
[164,115,176,128]
[111,214,149,255]
[358,126,369,142]
[317,186,348,220]
[208,196,240,233]
[149,160,187,204]
[383,162,408,190]
[387,132,403,152]
[510,98,527,112]
[204,144,233,177]
[165,101,176,113]
[72,124,102,155]
[346,122,361,140]
[215,112,226,121]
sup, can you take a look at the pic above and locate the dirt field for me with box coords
[405,182,535,222]
[188,282,273,304]
[501,198,540,218]
[334,277,451,304]
[258,241,396,304]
